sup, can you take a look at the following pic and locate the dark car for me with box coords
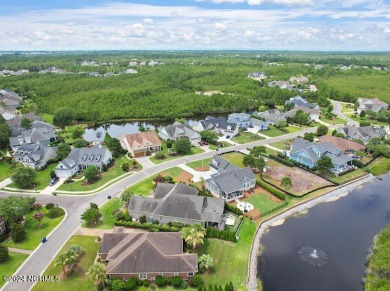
[226,135,231,139]
[49,177,59,186]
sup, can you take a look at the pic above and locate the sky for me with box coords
[0,0,389,51]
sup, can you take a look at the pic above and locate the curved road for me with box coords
[1,127,319,291]
[331,100,359,126]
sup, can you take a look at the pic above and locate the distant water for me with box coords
[258,173,390,291]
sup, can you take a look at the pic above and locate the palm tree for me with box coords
[198,254,214,271]
[180,224,205,249]
[88,263,106,287]
[55,250,79,275]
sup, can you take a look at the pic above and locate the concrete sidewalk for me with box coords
[8,248,33,255]
[0,178,12,189]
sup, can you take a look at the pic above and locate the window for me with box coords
[174,272,179,277]
[187,272,194,277]
[139,273,147,280]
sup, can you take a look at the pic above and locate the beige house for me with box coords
[120,131,161,157]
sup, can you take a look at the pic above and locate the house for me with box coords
[159,122,201,145]
[55,145,112,179]
[250,118,268,131]
[337,125,382,144]
[257,109,286,125]
[285,96,319,109]
[205,155,256,202]
[128,182,225,228]
[14,144,57,169]
[0,90,22,114]
[356,97,388,113]
[318,136,366,155]
[193,116,238,137]
[248,72,266,80]
[120,131,161,158]
[99,232,198,281]
[268,80,294,90]
[9,121,58,150]
[286,105,320,121]
[228,113,252,128]
[289,76,309,84]
[0,107,15,121]
[289,138,353,174]
[0,217,6,234]
[6,113,43,136]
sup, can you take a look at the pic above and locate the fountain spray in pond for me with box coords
[298,246,328,266]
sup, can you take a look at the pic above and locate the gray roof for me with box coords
[250,118,268,126]
[257,109,286,123]
[286,95,318,109]
[162,122,198,139]
[228,113,251,123]
[338,125,381,140]
[286,105,320,117]
[9,120,56,146]
[100,232,197,275]
[128,183,224,224]
[208,155,256,194]
[13,144,57,168]
[59,145,111,170]
[200,117,237,131]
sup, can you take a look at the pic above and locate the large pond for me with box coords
[258,173,390,291]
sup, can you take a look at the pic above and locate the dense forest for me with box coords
[0,51,389,122]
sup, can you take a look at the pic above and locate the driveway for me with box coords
[0,126,318,291]
[332,100,359,126]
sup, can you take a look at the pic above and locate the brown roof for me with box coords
[122,131,161,151]
[318,135,365,152]
[100,232,197,275]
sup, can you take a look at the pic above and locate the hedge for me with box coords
[205,227,236,242]
[270,154,295,167]
[256,179,286,201]
[224,204,243,216]
[114,220,180,232]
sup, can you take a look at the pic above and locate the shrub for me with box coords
[139,215,147,224]
[166,140,173,148]
[152,219,159,225]
[90,203,99,210]
[0,232,7,243]
[143,280,150,287]
[121,163,130,172]
[205,227,236,242]
[115,211,125,221]
[352,160,363,168]
[47,207,65,218]
[111,278,126,291]
[180,280,188,289]
[136,279,143,286]
[155,275,166,287]
[32,203,42,210]
[45,203,55,210]
[125,277,137,290]
[191,274,203,287]
[0,245,9,264]
[155,151,166,160]
[10,223,26,243]
[171,276,182,288]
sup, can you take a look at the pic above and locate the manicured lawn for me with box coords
[197,219,256,290]
[245,193,283,214]
[0,159,13,182]
[58,156,137,192]
[3,207,65,250]
[366,157,390,176]
[98,198,121,229]
[186,158,212,171]
[125,167,184,196]
[341,102,355,113]
[344,113,389,127]
[209,141,231,150]
[231,131,265,144]
[8,164,57,190]
[0,252,29,288]
[220,152,245,168]
[319,115,346,125]
[262,126,301,137]
[41,114,54,124]
[270,140,293,151]
[32,235,99,291]
[150,141,204,164]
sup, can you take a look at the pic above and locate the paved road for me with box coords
[0,126,319,291]
[332,100,359,126]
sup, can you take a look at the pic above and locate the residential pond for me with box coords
[258,173,390,291]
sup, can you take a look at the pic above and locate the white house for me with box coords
[159,122,201,145]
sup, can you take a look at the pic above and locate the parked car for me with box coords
[49,177,59,186]
[226,135,231,139]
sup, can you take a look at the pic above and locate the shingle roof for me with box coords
[100,232,197,274]
[162,122,198,139]
[14,144,57,167]
[122,131,161,151]
[286,95,318,109]
[318,136,365,152]
[339,125,381,140]
[209,154,240,172]
[200,117,237,131]
[128,183,224,223]
[59,146,111,170]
